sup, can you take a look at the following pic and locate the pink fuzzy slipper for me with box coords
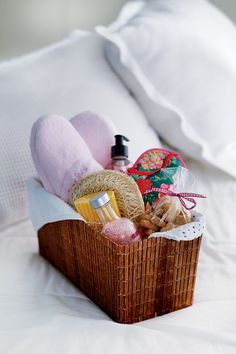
[70,111,116,168]
[30,115,103,202]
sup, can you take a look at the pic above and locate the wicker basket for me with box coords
[38,219,202,324]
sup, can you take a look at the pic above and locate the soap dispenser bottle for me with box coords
[111,135,132,173]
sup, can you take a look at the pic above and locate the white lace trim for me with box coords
[149,211,205,241]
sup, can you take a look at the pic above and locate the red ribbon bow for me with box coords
[144,187,206,210]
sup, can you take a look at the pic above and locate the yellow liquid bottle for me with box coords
[74,191,120,222]
[90,192,141,245]
[90,192,119,224]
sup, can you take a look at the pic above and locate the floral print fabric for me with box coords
[128,149,186,207]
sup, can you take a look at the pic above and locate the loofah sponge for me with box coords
[69,170,144,220]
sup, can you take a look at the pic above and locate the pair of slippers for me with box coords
[30,111,116,202]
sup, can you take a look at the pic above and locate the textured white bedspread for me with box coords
[0,159,236,354]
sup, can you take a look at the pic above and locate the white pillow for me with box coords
[0,30,161,230]
[97,0,236,177]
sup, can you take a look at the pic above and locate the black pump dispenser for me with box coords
[111,135,129,159]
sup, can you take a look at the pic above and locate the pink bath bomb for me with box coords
[102,218,141,245]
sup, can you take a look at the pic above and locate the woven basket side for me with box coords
[108,238,160,324]
[38,220,121,320]
[114,238,157,323]
[38,220,202,324]
[155,236,202,315]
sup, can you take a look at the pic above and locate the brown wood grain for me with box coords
[38,220,202,324]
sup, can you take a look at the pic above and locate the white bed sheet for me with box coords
[0,159,236,354]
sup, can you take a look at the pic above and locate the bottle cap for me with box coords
[111,135,129,159]
[89,192,110,209]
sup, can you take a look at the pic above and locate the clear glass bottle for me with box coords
[89,192,141,245]
[90,192,118,224]
[112,157,132,173]
[111,135,132,173]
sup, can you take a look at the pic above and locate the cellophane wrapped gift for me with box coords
[136,167,205,238]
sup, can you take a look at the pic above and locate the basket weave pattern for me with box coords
[38,220,202,324]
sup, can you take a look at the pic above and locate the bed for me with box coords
[1,158,236,353]
[0,1,236,353]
